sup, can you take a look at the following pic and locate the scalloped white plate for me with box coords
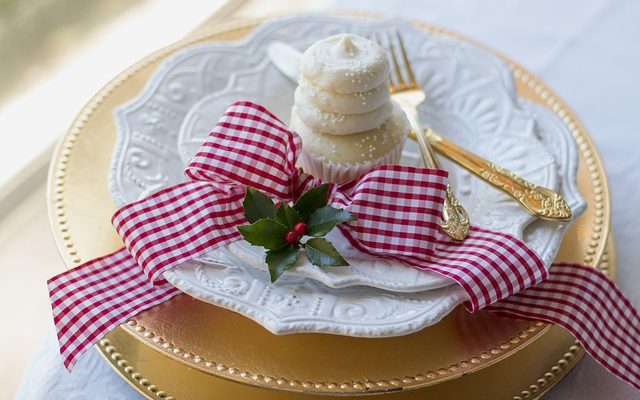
[110,15,585,337]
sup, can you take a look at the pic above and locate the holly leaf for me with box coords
[275,202,301,230]
[243,187,276,223]
[237,218,288,250]
[294,183,330,220]
[304,237,349,268]
[266,245,300,282]
[306,206,357,237]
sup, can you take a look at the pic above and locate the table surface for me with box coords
[13,0,640,399]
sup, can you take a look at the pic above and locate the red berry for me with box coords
[285,230,299,244]
[293,222,306,236]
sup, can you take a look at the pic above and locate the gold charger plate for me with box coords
[47,15,612,399]
[96,239,615,400]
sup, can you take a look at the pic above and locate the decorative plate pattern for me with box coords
[109,16,586,336]
[164,258,468,337]
[219,229,455,292]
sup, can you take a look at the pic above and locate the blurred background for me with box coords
[1,0,639,398]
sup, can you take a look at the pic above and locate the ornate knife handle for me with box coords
[415,129,572,222]
[403,108,470,241]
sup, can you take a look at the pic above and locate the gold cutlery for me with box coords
[384,33,470,240]
[385,32,571,224]
[417,128,572,221]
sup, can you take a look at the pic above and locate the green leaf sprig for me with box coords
[237,184,357,282]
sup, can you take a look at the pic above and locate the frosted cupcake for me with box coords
[291,34,409,183]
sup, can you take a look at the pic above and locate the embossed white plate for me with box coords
[110,15,586,337]
[164,257,468,337]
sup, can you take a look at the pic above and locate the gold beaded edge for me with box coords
[47,14,612,397]
[98,338,174,400]
[123,317,548,394]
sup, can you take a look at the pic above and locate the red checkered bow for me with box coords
[48,101,640,389]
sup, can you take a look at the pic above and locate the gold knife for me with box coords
[410,128,572,221]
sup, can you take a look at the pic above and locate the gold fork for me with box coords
[385,32,572,226]
[384,33,470,241]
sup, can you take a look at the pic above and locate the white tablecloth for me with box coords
[14,0,640,398]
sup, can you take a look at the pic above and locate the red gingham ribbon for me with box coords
[48,102,640,389]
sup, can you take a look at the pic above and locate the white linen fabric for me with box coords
[14,0,640,398]
[13,325,140,400]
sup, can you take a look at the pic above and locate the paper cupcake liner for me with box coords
[299,138,406,183]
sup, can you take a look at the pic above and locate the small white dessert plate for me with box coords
[110,15,585,337]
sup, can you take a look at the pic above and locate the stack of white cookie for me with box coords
[291,34,409,183]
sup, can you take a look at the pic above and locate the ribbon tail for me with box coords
[486,263,640,390]
[47,248,181,370]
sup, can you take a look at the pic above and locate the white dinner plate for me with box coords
[109,15,585,337]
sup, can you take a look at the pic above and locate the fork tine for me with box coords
[395,31,416,85]
[386,33,405,88]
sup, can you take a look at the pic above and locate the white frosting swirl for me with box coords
[295,90,393,135]
[297,78,389,114]
[300,34,389,94]
[292,101,409,163]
